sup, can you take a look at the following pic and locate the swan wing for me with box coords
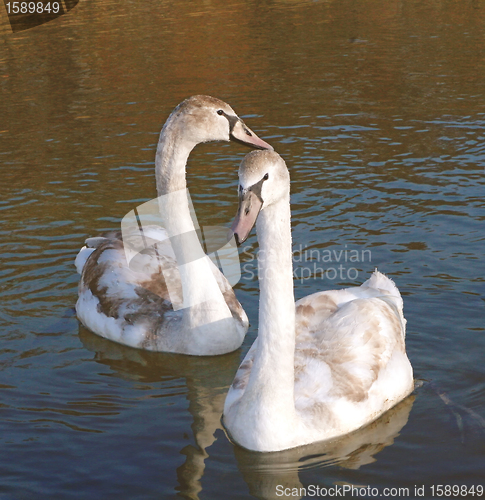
[76,228,183,350]
[75,226,247,349]
[224,338,258,413]
[293,271,413,432]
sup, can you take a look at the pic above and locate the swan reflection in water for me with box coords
[231,394,415,500]
[78,325,241,500]
[78,326,414,500]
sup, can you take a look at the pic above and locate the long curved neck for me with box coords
[244,193,297,437]
[155,120,195,196]
[155,120,198,238]
[154,119,230,325]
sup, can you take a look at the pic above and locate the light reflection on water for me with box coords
[1,0,484,498]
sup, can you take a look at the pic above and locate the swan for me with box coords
[75,96,272,355]
[223,150,414,452]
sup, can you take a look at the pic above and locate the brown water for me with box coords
[1,1,484,499]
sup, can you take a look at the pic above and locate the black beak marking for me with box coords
[220,110,239,135]
[247,176,265,203]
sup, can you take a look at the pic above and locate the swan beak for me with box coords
[231,188,263,245]
[230,119,273,151]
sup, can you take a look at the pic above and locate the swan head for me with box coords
[231,150,289,245]
[167,95,273,150]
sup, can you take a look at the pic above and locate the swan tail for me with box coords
[75,234,119,274]
[84,236,110,248]
[363,269,402,298]
[74,236,110,274]
[74,246,96,274]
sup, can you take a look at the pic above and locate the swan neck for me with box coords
[154,117,230,326]
[155,120,196,196]
[246,194,296,423]
[257,196,295,341]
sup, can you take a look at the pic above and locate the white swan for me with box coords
[75,96,272,355]
[223,150,414,452]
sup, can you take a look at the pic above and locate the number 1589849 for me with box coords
[5,2,61,14]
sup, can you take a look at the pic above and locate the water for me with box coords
[1,0,484,498]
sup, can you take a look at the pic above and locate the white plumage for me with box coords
[75,96,273,355]
[223,150,414,452]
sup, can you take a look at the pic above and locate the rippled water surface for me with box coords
[1,1,484,498]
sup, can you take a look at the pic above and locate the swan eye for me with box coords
[217,110,224,116]
[263,173,269,180]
